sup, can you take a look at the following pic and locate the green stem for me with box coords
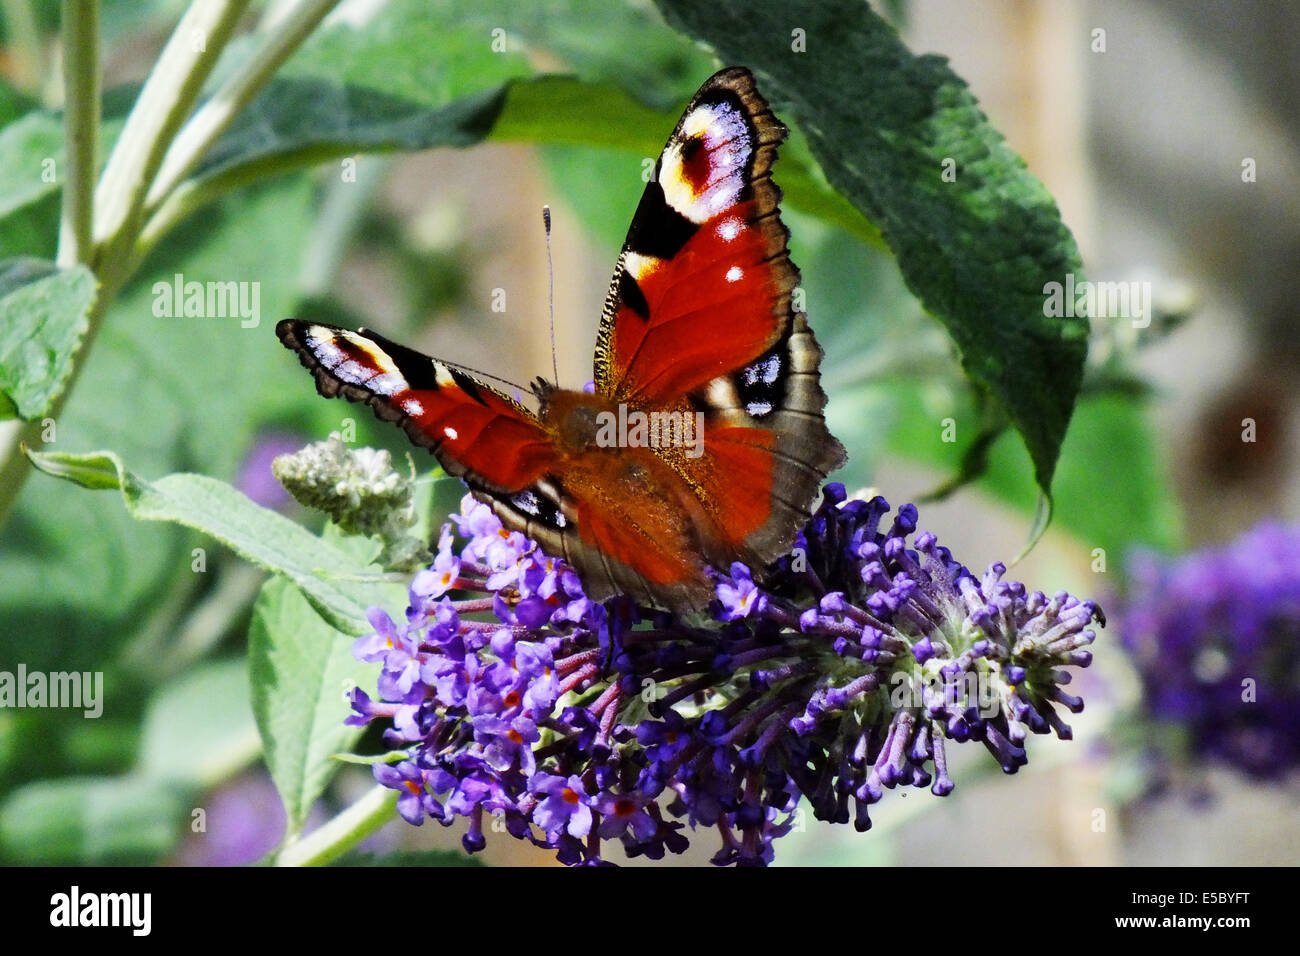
[0,0,247,531]
[91,0,251,269]
[274,784,397,867]
[0,0,341,534]
[56,0,100,269]
[143,0,342,213]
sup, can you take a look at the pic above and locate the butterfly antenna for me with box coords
[544,205,560,387]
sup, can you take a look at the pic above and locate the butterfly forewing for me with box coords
[591,67,844,576]
[276,321,559,493]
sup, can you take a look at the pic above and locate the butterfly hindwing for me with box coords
[276,320,558,494]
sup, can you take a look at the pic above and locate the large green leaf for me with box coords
[186,78,510,201]
[654,0,1089,498]
[0,259,97,421]
[801,208,1178,557]
[249,575,381,833]
[24,448,393,634]
[281,0,709,111]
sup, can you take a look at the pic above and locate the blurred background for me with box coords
[0,0,1296,865]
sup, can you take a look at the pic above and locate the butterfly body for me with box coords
[279,67,845,613]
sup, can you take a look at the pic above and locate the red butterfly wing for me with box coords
[592,67,844,570]
[595,69,794,403]
[276,321,556,494]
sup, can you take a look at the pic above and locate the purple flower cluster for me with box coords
[348,484,1102,865]
[1120,522,1300,781]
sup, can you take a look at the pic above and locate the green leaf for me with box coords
[171,0,536,204]
[187,77,509,201]
[0,103,124,227]
[0,775,190,865]
[281,0,532,105]
[0,259,97,420]
[654,0,1088,498]
[0,112,62,219]
[138,658,260,786]
[1014,392,1182,556]
[24,447,394,634]
[249,576,380,832]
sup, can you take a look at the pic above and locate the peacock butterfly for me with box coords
[277,67,845,613]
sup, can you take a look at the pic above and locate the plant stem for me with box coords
[3,0,249,529]
[91,0,251,268]
[143,0,341,213]
[274,784,397,867]
[56,0,100,269]
[0,0,340,534]
[0,1,105,531]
